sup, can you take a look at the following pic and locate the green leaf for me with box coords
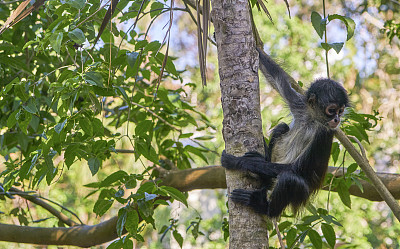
[66,0,86,9]
[2,78,17,95]
[352,178,364,193]
[84,72,104,87]
[135,40,148,50]
[80,117,93,136]
[19,111,32,134]
[137,199,153,218]
[179,133,193,139]
[101,170,128,187]
[7,109,19,128]
[337,179,351,208]
[145,41,161,52]
[55,119,67,134]
[155,53,178,76]
[122,239,133,249]
[50,32,63,54]
[308,229,322,249]
[117,208,127,237]
[344,124,369,143]
[328,14,356,41]
[107,239,123,249]
[173,230,183,248]
[321,42,331,51]
[321,223,336,248]
[23,99,38,114]
[68,28,86,44]
[115,86,130,104]
[30,115,40,132]
[125,176,137,189]
[330,142,339,165]
[193,135,214,140]
[137,181,156,194]
[88,157,101,176]
[93,199,113,216]
[160,186,188,207]
[125,210,139,234]
[92,118,105,136]
[185,145,208,163]
[347,163,358,174]
[135,120,153,135]
[126,52,139,68]
[89,93,102,115]
[286,228,297,248]
[330,42,344,53]
[150,2,165,18]
[322,42,344,54]
[311,11,324,38]
[65,144,79,168]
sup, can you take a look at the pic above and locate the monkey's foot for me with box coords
[230,188,269,214]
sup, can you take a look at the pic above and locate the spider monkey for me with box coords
[221,47,349,218]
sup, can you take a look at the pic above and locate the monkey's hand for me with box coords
[221,150,279,180]
[221,150,265,170]
[230,187,269,214]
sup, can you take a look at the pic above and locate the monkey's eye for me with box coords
[325,105,338,115]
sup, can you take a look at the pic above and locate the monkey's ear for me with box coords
[307,93,316,105]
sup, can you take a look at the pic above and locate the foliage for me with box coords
[0,0,215,247]
[383,20,400,43]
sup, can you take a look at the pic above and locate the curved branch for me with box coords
[0,217,121,247]
[7,187,81,227]
[156,166,400,201]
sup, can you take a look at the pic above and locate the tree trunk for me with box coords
[211,0,268,248]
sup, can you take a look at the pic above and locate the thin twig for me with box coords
[4,186,83,226]
[347,135,367,159]
[273,218,285,248]
[132,101,181,132]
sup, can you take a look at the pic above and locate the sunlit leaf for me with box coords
[68,28,86,44]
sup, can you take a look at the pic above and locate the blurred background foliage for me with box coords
[0,0,399,248]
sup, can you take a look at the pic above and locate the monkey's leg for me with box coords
[267,171,310,218]
[230,187,269,214]
[268,123,289,160]
[221,150,291,178]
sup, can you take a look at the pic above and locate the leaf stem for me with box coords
[322,0,330,78]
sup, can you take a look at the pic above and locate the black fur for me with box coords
[221,48,349,218]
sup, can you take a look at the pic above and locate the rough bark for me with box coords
[211,0,268,248]
[155,166,400,201]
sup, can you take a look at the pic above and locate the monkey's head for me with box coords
[306,79,349,129]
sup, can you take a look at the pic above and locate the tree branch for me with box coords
[335,129,400,220]
[155,166,400,202]
[2,166,400,247]
[6,186,81,227]
[0,217,121,247]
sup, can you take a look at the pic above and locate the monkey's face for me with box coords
[324,103,345,129]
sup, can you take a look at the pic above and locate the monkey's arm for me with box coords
[256,47,305,116]
[221,150,292,178]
